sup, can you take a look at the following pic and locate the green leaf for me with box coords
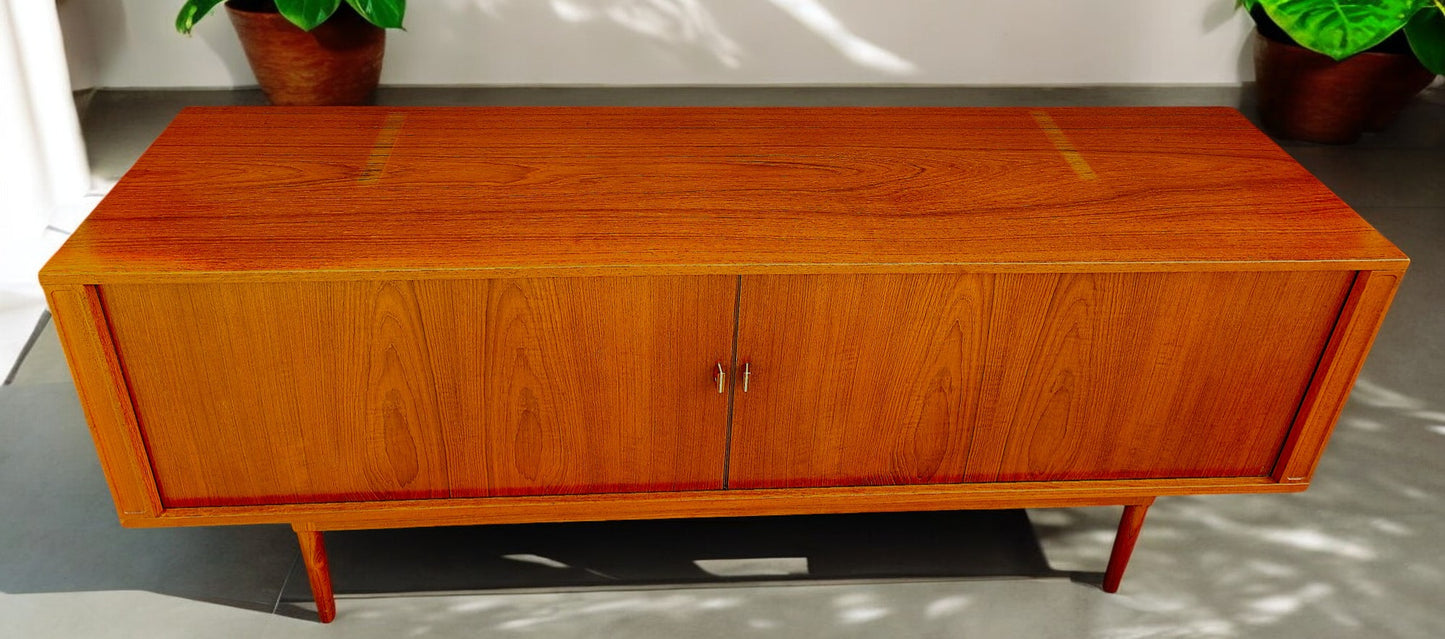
[275,0,342,31]
[1260,0,1418,59]
[175,0,226,35]
[345,0,406,29]
[1406,3,1445,74]
[1240,0,1261,11]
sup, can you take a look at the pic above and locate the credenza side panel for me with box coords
[729,271,1354,489]
[1272,269,1404,484]
[101,276,735,507]
[45,285,163,518]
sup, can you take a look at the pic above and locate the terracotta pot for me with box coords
[1254,31,1436,144]
[226,1,385,106]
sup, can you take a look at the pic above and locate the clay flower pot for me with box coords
[226,1,385,106]
[1254,31,1436,144]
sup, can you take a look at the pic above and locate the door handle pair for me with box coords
[714,362,751,394]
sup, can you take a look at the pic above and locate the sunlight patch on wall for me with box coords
[765,0,918,75]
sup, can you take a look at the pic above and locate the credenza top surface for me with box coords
[43,106,1406,284]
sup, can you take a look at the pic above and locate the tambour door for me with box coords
[101,276,736,507]
[728,271,1355,488]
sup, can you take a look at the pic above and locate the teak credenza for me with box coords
[42,107,1406,622]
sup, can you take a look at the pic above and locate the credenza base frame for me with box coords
[113,479,1291,622]
[277,495,1158,623]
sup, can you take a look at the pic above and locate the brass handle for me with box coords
[715,363,726,394]
[742,362,751,393]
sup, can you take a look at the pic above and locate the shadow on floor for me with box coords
[271,509,1094,620]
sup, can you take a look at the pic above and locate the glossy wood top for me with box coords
[42,107,1405,284]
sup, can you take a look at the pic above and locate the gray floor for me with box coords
[3,87,1443,638]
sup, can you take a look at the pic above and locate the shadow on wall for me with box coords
[195,11,260,85]
[70,0,126,85]
[1200,0,1258,82]
[70,0,257,88]
[63,0,1259,88]
[450,0,918,76]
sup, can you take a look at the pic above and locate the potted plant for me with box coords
[1243,0,1444,143]
[177,0,406,106]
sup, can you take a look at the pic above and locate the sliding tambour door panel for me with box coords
[102,276,735,507]
[972,271,1353,482]
[102,281,453,507]
[421,276,735,497]
[729,271,1354,489]
[730,274,992,489]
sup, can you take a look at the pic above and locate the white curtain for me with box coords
[0,0,89,372]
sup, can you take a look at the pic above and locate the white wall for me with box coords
[56,0,96,90]
[61,0,1255,88]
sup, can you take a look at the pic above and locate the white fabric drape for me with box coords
[1,0,88,237]
[0,0,89,372]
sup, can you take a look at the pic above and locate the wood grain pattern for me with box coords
[729,271,1354,488]
[986,271,1352,482]
[730,274,986,487]
[126,476,1274,531]
[99,276,733,506]
[1102,501,1152,593]
[1273,270,1404,483]
[417,276,735,496]
[293,526,336,623]
[45,285,162,517]
[38,107,1413,608]
[40,107,1405,286]
[101,281,451,506]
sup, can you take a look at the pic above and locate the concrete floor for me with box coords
[2,87,1443,638]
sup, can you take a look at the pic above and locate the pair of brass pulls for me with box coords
[714,362,751,394]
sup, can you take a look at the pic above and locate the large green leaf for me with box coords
[1406,3,1445,74]
[276,0,342,31]
[175,0,225,35]
[1239,0,1261,11]
[345,0,406,29]
[1261,0,1418,59]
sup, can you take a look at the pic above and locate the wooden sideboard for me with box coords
[41,107,1406,622]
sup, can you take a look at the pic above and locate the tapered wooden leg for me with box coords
[293,525,336,623]
[1102,500,1153,593]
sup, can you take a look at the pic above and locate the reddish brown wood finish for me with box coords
[45,285,162,518]
[729,271,1352,488]
[131,478,1246,531]
[100,277,733,506]
[986,271,1350,482]
[1273,270,1404,483]
[1103,501,1152,593]
[101,281,449,506]
[40,107,1404,286]
[293,526,336,623]
[730,274,986,488]
[37,108,1409,618]
[442,276,734,496]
